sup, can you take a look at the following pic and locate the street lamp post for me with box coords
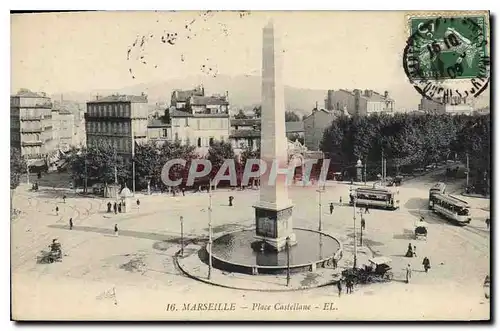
[358,209,364,246]
[208,180,213,280]
[316,188,324,232]
[180,216,184,257]
[26,162,30,186]
[84,157,88,194]
[286,236,291,286]
[351,188,357,269]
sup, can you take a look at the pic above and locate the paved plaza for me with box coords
[11,170,490,320]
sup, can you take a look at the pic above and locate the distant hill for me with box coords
[51,75,326,117]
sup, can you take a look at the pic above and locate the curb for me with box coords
[174,249,340,292]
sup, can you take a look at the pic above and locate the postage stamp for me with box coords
[403,12,490,104]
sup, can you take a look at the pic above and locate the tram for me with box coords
[429,193,472,225]
[428,182,446,208]
[349,187,399,210]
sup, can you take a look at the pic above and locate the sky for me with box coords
[11,11,489,110]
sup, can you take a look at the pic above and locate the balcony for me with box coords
[22,140,43,146]
[20,115,43,121]
[20,128,43,133]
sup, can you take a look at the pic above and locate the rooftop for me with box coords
[170,109,229,118]
[230,118,260,126]
[147,118,171,128]
[173,88,204,102]
[190,95,229,106]
[88,94,148,103]
[12,89,49,99]
[229,130,261,138]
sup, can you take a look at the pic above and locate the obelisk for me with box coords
[253,20,296,252]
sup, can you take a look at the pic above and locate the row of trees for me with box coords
[67,139,262,191]
[320,113,490,191]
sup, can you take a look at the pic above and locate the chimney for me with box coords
[384,91,389,99]
[225,90,229,100]
[96,94,100,100]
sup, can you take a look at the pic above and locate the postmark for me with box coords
[403,13,490,105]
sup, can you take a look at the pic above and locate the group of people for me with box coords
[336,277,355,296]
[106,199,140,214]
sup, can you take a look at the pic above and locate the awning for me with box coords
[28,159,46,167]
[369,257,392,265]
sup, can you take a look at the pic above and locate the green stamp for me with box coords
[403,14,490,102]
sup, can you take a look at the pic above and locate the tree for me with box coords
[207,141,235,186]
[157,140,196,189]
[285,111,300,122]
[234,109,248,119]
[253,106,261,118]
[134,141,163,191]
[11,148,27,217]
[68,142,130,190]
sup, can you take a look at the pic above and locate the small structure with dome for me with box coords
[119,186,133,213]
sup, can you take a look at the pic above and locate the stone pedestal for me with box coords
[254,202,296,252]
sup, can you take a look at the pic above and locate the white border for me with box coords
[3,1,498,331]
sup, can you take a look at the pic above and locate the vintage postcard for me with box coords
[10,10,490,321]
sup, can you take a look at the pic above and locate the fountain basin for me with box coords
[207,228,341,275]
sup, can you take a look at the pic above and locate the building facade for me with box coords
[10,89,55,164]
[229,118,305,155]
[325,89,395,116]
[57,110,75,150]
[419,96,473,115]
[147,118,172,144]
[303,108,336,151]
[165,87,231,156]
[85,94,149,156]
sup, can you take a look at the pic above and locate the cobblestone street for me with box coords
[11,170,490,320]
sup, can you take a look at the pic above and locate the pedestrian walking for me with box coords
[118,203,122,213]
[55,206,59,216]
[405,264,412,283]
[339,197,342,205]
[229,196,234,207]
[69,218,73,230]
[345,278,352,294]
[329,203,334,215]
[136,199,140,210]
[485,218,490,230]
[332,256,337,269]
[336,279,343,297]
[113,202,117,214]
[413,245,417,257]
[114,224,119,236]
[361,217,366,230]
[422,257,431,273]
[63,195,67,203]
[107,202,112,213]
[182,187,185,196]
[365,206,370,214]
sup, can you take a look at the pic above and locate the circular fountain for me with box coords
[209,228,341,275]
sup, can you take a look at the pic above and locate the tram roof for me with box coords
[433,193,469,207]
[356,187,394,194]
[430,182,446,190]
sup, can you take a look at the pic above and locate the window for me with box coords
[197,137,202,147]
[186,137,190,145]
[209,137,214,146]
[162,129,168,137]
[175,132,179,141]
